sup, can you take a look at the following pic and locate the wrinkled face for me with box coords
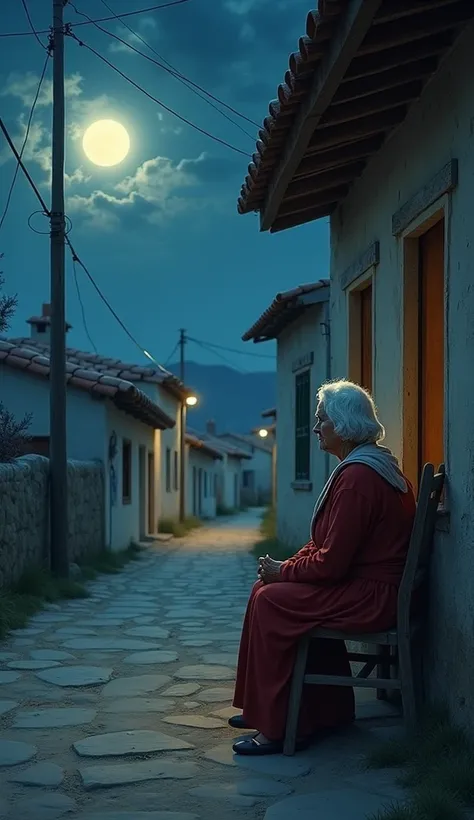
[313,401,344,456]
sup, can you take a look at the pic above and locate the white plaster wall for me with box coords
[138,382,181,522]
[0,366,107,460]
[185,446,217,519]
[219,434,272,503]
[328,26,474,727]
[276,305,330,548]
[216,455,243,510]
[105,405,155,551]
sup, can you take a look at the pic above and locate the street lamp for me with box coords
[179,392,198,521]
[258,427,269,438]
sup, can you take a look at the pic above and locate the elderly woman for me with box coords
[230,379,416,756]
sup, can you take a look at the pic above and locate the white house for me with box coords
[189,425,251,513]
[185,433,222,519]
[0,338,174,552]
[242,281,330,546]
[4,304,193,547]
[236,3,474,728]
[218,431,273,506]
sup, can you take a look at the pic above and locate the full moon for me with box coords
[82,119,130,167]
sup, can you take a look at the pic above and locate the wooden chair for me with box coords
[283,462,446,756]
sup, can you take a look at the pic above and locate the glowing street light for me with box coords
[258,427,269,438]
[186,395,198,407]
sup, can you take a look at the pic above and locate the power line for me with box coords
[87,0,259,135]
[187,335,275,359]
[67,31,251,157]
[0,50,51,232]
[72,258,98,353]
[0,117,50,215]
[189,337,249,374]
[164,341,179,367]
[20,0,48,50]
[0,0,192,38]
[65,236,170,373]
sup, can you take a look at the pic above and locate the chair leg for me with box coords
[377,644,391,701]
[283,636,309,756]
[398,636,417,730]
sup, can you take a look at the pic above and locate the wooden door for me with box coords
[148,453,155,534]
[419,219,445,472]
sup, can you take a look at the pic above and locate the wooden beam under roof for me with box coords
[259,0,382,232]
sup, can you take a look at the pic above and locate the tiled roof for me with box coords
[11,337,188,400]
[188,428,252,460]
[261,407,277,419]
[0,338,175,430]
[185,433,223,461]
[238,0,473,232]
[219,432,273,454]
[242,280,329,342]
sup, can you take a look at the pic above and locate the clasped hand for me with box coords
[258,554,283,584]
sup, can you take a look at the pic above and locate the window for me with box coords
[349,280,373,393]
[214,473,218,498]
[122,439,132,504]
[242,470,254,489]
[173,450,179,491]
[165,447,171,493]
[295,370,311,481]
[418,219,445,473]
[204,471,208,498]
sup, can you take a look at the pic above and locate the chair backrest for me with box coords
[396,463,445,636]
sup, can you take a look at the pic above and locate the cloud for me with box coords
[66,152,234,230]
[0,72,82,108]
[108,15,159,55]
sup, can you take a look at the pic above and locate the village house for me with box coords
[242,281,330,545]
[190,423,252,513]
[185,432,223,519]
[218,430,273,507]
[1,305,193,547]
[237,2,474,729]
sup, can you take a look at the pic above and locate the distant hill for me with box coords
[168,361,276,434]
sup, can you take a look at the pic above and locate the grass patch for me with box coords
[250,506,296,561]
[0,566,89,640]
[158,516,202,538]
[79,542,144,576]
[366,707,474,820]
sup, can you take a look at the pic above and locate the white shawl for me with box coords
[310,442,407,539]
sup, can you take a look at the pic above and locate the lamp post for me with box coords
[179,392,198,522]
[258,427,276,508]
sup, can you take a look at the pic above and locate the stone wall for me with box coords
[0,456,49,589]
[67,460,105,563]
[0,455,105,588]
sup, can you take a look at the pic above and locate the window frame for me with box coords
[347,270,374,393]
[401,197,448,500]
[294,369,311,482]
[165,447,171,493]
[122,438,132,505]
[173,450,179,491]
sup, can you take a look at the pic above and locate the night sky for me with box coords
[0,0,329,373]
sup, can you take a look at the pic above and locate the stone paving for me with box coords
[0,510,407,819]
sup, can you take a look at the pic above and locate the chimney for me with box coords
[26,303,72,344]
[206,420,216,436]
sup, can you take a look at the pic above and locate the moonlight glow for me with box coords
[82,120,130,167]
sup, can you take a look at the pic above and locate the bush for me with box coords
[79,542,143,576]
[216,504,236,516]
[250,506,296,561]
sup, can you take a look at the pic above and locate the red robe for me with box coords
[233,464,416,741]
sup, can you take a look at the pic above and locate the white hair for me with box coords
[317,379,385,444]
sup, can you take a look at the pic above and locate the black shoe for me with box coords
[228,714,255,730]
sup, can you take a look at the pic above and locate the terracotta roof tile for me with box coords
[0,337,175,431]
[242,279,329,342]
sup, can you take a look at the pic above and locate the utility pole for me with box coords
[49,0,69,577]
[178,329,186,521]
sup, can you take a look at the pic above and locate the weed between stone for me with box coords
[366,708,474,820]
